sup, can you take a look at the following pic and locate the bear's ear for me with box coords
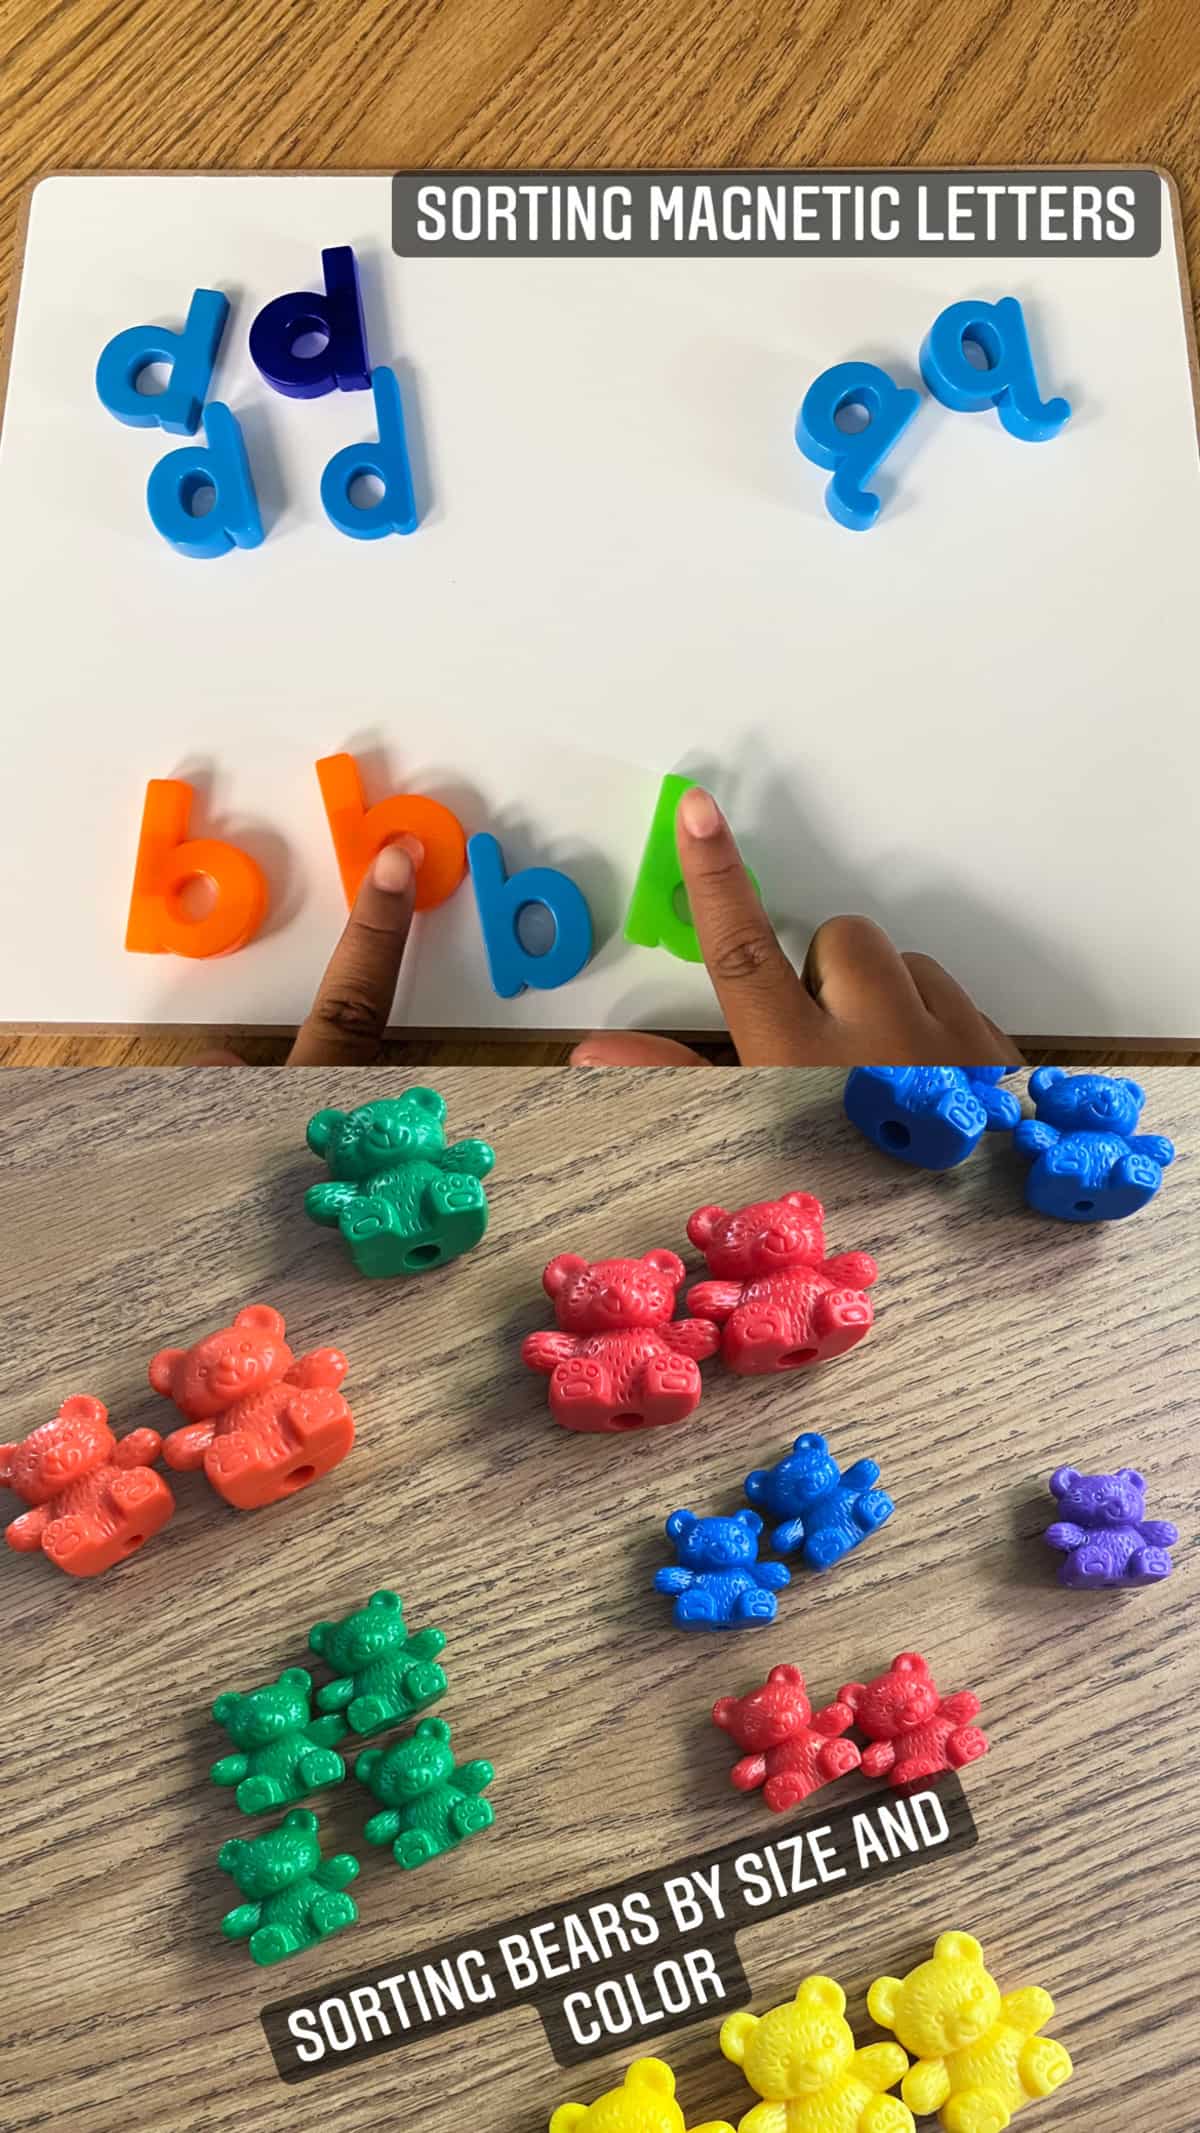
[1116,1467,1145,1490]
[354,1748,381,1784]
[736,1509,763,1535]
[235,1304,286,1339]
[368,1590,403,1614]
[57,1394,108,1429]
[308,1622,331,1655]
[837,1681,865,1711]
[796,1975,845,2016]
[416,1716,451,1744]
[743,1469,767,1504]
[212,1693,239,1724]
[783,1192,822,1216]
[641,1248,685,1285]
[711,1696,738,1732]
[687,1205,727,1248]
[866,1976,902,2027]
[891,1653,928,1677]
[543,1252,588,1298]
[1121,1079,1146,1106]
[626,2060,675,2098]
[403,1086,447,1120]
[665,1509,696,1543]
[284,1809,319,1834]
[147,1347,184,1395]
[306,1108,346,1156]
[548,2108,588,2133]
[1048,1466,1080,1499]
[719,2011,758,2066]
[217,1838,245,1871]
[768,1665,805,1689]
[1028,1066,1065,1100]
[934,1931,983,1966]
[793,1432,826,1454]
[279,1667,312,1694]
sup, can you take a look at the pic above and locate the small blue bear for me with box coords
[743,1431,894,1570]
[843,1065,1022,1170]
[653,1508,790,1630]
[1013,1068,1175,1222]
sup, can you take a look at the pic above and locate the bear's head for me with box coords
[0,1396,115,1504]
[745,1434,840,1516]
[721,1976,856,2100]
[307,1091,447,1179]
[1050,1465,1146,1529]
[687,1194,826,1279]
[665,1508,763,1573]
[357,1716,454,1804]
[218,1807,321,1896]
[868,1931,1001,2059]
[1028,1067,1145,1138]
[713,1665,812,1751]
[308,1588,408,1673]
[212,1667,314,1749]
[838,1652,938,1739]
[549,2057,703,2133]
[542,1251,686,1333]
[148,1305,291,1419]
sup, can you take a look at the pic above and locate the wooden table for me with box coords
[0,1064,1194,2132]
[2,0,1199,1065]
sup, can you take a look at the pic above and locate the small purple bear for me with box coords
[653,1508,790,1629]
[743,1432,894,1570]
[1045,1465,1177,1589]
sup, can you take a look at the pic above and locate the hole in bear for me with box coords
[610,1412,644,1430]
[880,1119,911,1150]
[780,1346,818,1367]
[120,1532,144,1554]
[283,1465,317,1490]
[406,1243,442,1267]
[1074,1199,1095,1213]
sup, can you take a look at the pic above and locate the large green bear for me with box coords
[309,1588,447,1736]
[218,1809,359,1966]
[304,1089,495,1278]
[210,1666,346,1815]
[357,1717,494,1870]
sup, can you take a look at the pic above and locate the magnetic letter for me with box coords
[146,404,263,559]
[95,287,230,436]
[920,296,1071,441]
[249,244,370,398]
[320,367,418,538]
[125,779,267,958]
[315,752,466,912]
[796,360,921,531]
[624,774,760,962]
[467,832,593,998]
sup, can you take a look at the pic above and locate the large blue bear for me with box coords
[843,1065,1021,1170]
[1013,1068,1174,1223]
[743,1431,894,1570]
[653,1508,790,1630]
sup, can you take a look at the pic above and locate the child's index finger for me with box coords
[675,787,825,1063]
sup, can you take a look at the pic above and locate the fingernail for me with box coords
[678,786,721,838]
[372,840,419,893]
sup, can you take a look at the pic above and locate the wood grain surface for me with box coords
[0,1064,1195,2133]
[2,0,1200,1065]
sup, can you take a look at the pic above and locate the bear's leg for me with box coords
[854,1488,895,1535]
[946,1725,989,1768]
[674,1587,719,1626]
[1060,1540,1121,1589]
[803,1525,852,1571]
[346,1693,395,1736]
[297,1747,346,1792]
[249,1922,302,1965]
[236,1773,287,1814]
[941,2093,1010,2133]
[726,1302,800,1373]
[761,1768,818,1812]
[1127,1545,1173,1584]
[449,1796,495,1841]
[38,1513,95,1575]
[339,1194,410,1277]
[812,1286,874,1361]
[639,1353,703,1428]
[400,1661,449,1714]
[423,1173,489,1269]
[861,2098,917,2133]
[1018,2038,1072,2098]
[310,1891,358,1937]
[277,1389,355,1484]
[732,1586,778,1624]
[549,1355,617,1432]
[393,1827,441,1869]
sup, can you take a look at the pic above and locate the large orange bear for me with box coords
[686,1193,877,1374]
[0,1396,174,1577]
[148,1304,353,1510]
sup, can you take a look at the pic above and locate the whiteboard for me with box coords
[1,172,1197,1036]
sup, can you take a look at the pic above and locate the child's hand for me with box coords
[571,788,1022,1068]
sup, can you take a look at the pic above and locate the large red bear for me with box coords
[0,1396,174,1577]
[686,1193,877,1374]
[148,1303,353,1510]
[522,1251,720,1432]
[838,1652,989,1786]
[712,1664,861,1812]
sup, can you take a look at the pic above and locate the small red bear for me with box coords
[712,1664,861,1812]
[148,1303,353,1510]
[0,1396,174,1577]
[522,1251,720,1432]
[686,1192,877,1374]
[838,1652,989,1786]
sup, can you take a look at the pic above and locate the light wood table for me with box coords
[2,0,1199,1064]
[0,1065,1195,2131]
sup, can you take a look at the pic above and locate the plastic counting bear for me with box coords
[867,1931,1072,2128]
[305,1092,495,1276]
[549,2057,734,2133]
[210,1667,347,1814]
[1044,1465,1177,1588]
[721,1974,915,2133]
[217,1808,359,1966]
[523,1250,719,1431]
[655,1509,790,1629]
[308,1588,448,1736]
[357,1717,495,1869]
[0,1396,174,1577]
[743,1432,894,1570]
[686,1194,877,1374]
[712,1665,861,1812]
[1012,1068,1175,1222]
[843,1066,1022,1171]
[838,1654,988,1784]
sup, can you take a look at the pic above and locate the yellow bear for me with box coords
[866,1931,1073,2133]
[719,1974,915,2133]
[549,2055,735,2133]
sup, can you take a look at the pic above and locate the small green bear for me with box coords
[218,1808,359,1966]
[309,1588,448,1737]
[211,1666,347,1815]
[304,1090,495,1278]
[357,1716,495,1870]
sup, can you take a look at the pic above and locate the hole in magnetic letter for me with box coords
[175,873,218,920]
[348,471,384,509]
[136,361,170,396]
[179,476,216,520]
[291,323,330,361]
[834,399,870,434]
[516,902,556,956]
[962,332,995,373]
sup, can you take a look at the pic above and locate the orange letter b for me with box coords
[316,751,467,912]
[125,779,268,958]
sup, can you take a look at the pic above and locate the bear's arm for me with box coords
[405,1626,447,1663]
[901,2060,950,2115]
[221,1902,261,1940]
[842,1458,881,1490]
[729,1752,768,1792]
[161,1422,216,1471]
[654,1567,695,1594]
[853,2042,909,2093]
[307,1715,348,1751]
[823,1252,878,1289]
[438,1138,496,1179]
[1127,1133,1175,1168]
[1044,1521,1087,1551]
[860,1740,897,1778]
[112,1428,164,1469]
[754,1562,790,1592]
[304,1181,362,1225]
[316,1854,359,1891]
[937,1690,981,1724]
[522,1330,581,1371]
[685,1280,743,1323]
[1013,1120,1059,1158]
[211,1754,250,1788]
[660,1317,722,1360]
[5,1505,51,1551]
[771,1517,807,1554]
[316,1679,356,1711]
[999,1987,1054,2036]
[1138,1520,1179,1546]
[453,1760,493,1796]
[811,1699,856,1738]
[365,1809,403,1845]
[286,1347,348,1392]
